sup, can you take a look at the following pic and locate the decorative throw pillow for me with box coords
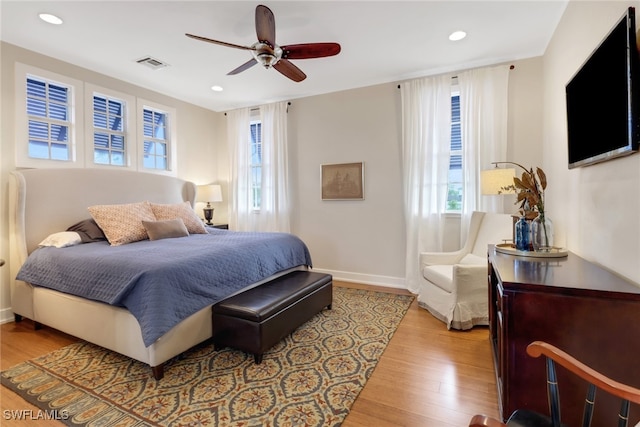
[149,201,207,234]
[66,218,107,243]
[142,219,189,241]
[39,231,83,248]
[88,201,156,246]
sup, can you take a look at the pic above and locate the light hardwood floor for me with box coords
[1,281,500,426]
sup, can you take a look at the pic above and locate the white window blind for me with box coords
[446,93,463,212]
[142,108,169,170]
[26,77,71,161]
[249,119,262,210]
[93,95,126,166]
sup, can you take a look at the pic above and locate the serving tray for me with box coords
[495,243,568,258]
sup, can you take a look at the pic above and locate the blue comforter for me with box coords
[17,228,312,346]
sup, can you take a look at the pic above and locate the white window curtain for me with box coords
[227,101,291,232]
[400,74,453,294]
[400,65,509,294]
[227,107,251,231]
[258,101,291,232]
[457,65,510,243]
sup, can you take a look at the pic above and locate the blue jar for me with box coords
[515,216,530,251]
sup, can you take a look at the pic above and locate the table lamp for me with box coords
[197,184,223,226]
[480,167,516,195]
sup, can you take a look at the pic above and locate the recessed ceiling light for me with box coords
[449,30,467,41]
[211,85,224,92]
[39,13,63,25]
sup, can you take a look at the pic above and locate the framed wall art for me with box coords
[321,162,364,200]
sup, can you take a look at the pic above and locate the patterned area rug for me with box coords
[2,287,413,426]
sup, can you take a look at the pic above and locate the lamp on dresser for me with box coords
[480,167,516,196]
[197,184,223,226]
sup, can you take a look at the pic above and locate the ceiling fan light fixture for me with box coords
[257,53,278,68]
[252,43,282,69]
[211,85,223,92]
[39,13,63,25]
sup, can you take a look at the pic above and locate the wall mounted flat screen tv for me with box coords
[565,7,639,169]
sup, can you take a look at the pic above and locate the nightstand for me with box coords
[211,224,228,230]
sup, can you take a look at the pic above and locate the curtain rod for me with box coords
[224,101,291,116]
[396,64,515,89]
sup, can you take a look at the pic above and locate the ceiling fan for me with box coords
[186,4,341,82]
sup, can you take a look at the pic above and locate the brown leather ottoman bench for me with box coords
[212,270,332,364]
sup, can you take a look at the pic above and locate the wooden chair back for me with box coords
[469,341,640,427]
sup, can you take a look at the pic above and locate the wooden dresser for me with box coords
[488,246,640,426]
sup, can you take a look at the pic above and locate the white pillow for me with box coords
[39,231,82,248]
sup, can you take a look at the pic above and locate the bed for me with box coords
[8,168,311,379]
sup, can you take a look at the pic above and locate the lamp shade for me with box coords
[481,168,516,195]
[197,184,223,203]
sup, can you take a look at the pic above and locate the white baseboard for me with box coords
[0,307,15,324]
[311,268,407,290]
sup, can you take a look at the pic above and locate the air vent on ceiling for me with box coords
[136,56,169,70]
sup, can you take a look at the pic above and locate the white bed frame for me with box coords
[8,168,299,379]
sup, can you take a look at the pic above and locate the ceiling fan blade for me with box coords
[227,58,258,75]
[282,43,341,59]
[255,5,276,47]
[273,59,306,82]
[185,33,255,51]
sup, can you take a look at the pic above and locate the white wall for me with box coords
[543,0,640,285]
[507,58,544,184]
[0,42,223,321]
[280,58,545,287]
[287,84,406,286]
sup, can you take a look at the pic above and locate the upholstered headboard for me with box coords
[9,169,197,261]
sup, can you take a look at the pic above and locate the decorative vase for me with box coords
[514,216,530,251]
[531,213,554,251]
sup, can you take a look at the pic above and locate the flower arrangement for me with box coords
[495,161,552,250]
[497,162,547,218]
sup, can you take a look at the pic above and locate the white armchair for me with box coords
[418,211,512,330]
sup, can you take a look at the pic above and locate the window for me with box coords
[249,118,262,210]
[92,94,126,166]
[26,77,72,161]
[16,63,177,175]
[137,99,176,175]
[17,64,84,168]
[142,108,168,170]
[446,93,463,212]
[85,84,136,169]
